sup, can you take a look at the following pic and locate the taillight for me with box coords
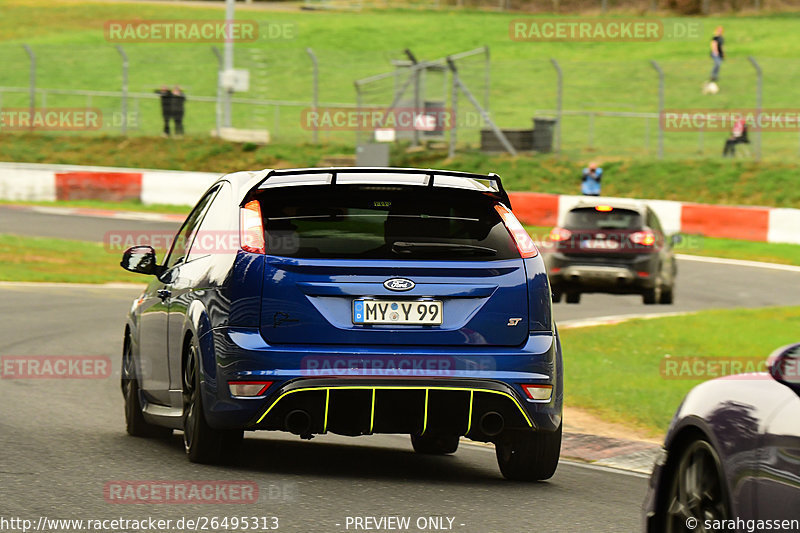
[229,381,273,397]
[495,204,539,258]
[240,200,265,254]
[521,384,553,401]
[630,231,656,246]
[548,227,572,242]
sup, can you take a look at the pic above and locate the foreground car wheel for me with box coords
[183,342,243,464]
[122,339,172,439]
[495,425,562,481]
[664,439,730,532]
[551,289,562,303]
[411,433,459,455]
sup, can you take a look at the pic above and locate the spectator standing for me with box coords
[170,86,186,138]
[155,85,173,137]
[581,162,603,196]
[709,26,724,83]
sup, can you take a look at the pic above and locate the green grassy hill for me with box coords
[2,1,800,159]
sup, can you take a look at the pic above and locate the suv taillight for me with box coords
[495,204,539,258]
[548,227,572,242]
[240,200,266,254]
[630,230,656,246]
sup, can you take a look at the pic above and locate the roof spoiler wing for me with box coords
[240,167,512,209]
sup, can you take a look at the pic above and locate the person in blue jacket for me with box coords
[581,162,603,196]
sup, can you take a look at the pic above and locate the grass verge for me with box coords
[0,199,192,215]
[0,234,144,284]
[560,306,800,436]
[4,135,800,208]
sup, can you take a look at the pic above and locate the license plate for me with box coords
[580,239,620,250]
[353,300,443,325]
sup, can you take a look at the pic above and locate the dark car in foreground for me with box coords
[544,200,677,304]
[119,167,563,480]
[644,344,800,531]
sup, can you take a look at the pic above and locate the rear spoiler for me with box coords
[241,167,512,209]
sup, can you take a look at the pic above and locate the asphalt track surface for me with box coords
[2,206,800,532]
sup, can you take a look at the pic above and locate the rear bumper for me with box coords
[197,327,563,437]
[545,252,658,293]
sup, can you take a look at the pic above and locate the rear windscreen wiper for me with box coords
[391,241,497,256]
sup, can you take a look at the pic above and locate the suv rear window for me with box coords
[564,207,643,230]
[255,185,520,260]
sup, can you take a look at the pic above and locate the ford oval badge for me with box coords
[384,278,415,292]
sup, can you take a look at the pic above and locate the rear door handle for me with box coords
[157,289,171,300]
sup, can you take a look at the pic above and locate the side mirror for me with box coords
[768,343,800,390]
[121,246,160,276]
[670,234,683,246]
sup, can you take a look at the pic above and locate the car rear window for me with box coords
[564,207,643,230]
[254,185,520,260]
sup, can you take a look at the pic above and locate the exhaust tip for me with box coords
[285,409,312,435]
[479,411,505,437]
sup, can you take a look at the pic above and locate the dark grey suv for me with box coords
[543,200,677,305]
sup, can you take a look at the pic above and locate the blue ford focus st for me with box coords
[120,167,563,480]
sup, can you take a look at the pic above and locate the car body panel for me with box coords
[644,374,800,530]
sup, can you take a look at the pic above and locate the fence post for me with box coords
[550,58,562,153]
[22,44,35,130]
[449,65,458,159]
[306,48,319,144]
[446,57,516,156]
[484,45,490,125]
[354,81,363,147]
[748,56,762,161]
[405,49,421,147]
[115,45,129,135]
[211,47,223,138]
[650,60,664,159]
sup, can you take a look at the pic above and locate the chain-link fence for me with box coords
[2,41,800,160]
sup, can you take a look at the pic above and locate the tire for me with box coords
[411,433,459,455]
[495,425,562,481]
[643,284,661,305]
[551,289,562,303]
[122,338,172,439]
[565,292,581,304]
[663,439,730,533]
[659,285,674,305]
[183,341,243,464]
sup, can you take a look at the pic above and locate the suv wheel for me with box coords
[565,292,581,304]
[122,338,172,439]
[551,288,562,303]
[183,341,243,464]
[495,425,562,481]
[659,284,674,304]
[411,433,459,455]
[643,283,662,305]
